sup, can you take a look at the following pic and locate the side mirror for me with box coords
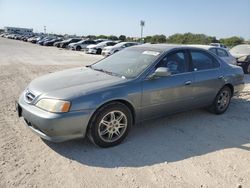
[149,67,171,79]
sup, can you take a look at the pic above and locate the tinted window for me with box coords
[191,50,219,71]
[84,41,91,44]
[107,42,116,46]
[217,49,228,57]
[124,43,134,47]
[157,51,189,75]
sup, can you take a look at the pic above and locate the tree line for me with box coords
[84,33,245,47]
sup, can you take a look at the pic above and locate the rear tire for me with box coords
[76,46,81,51]
[208,86,232,114]
[88,102,132,147]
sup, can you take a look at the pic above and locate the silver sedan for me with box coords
[17,44,245,147]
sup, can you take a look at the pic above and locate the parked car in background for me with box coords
[58,38,82,48]
[37,37,55,45]
[189,45,237,65]
[86,41,117,54]
[17,44,244,147]
[22,35,33,42]
[230,44,250,74]
[68,39,96,51]
[28,36,44,43]
[210,43,227,49]
[43,38,62,46]
[102,42,140,56]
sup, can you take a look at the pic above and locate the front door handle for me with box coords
[218,75,224,79]
[185,81,192,85]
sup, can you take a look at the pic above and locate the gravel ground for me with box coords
[0,37,250,188]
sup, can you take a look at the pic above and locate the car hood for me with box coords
[230,52,250,58]
[28,67,125,99]
[68,42,77,47]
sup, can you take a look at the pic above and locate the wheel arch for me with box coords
[224,83,234,96]
[76,45,81,49]
[86,99,136,133]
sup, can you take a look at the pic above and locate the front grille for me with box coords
[25,90,36,103]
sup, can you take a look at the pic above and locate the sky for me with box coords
[0,0,250,39]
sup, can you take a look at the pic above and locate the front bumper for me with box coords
[17,95,92,142]
[87,48,97,54]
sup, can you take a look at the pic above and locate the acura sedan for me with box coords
[17,44,244,147]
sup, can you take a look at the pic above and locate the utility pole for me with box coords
[140,20,145,43]
[44,26,46,35]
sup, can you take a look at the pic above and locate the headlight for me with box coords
[35,99,71,113]
[238,56,248,62]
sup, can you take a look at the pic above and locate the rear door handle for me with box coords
[185,81,192,85]
[218,75,224,79]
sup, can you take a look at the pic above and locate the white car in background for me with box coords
[86,41,117,54]
[210,43,228,49]
[189,45,237,65]
[68,39,96,51]
[101,42,140,56]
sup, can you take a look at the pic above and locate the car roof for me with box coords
[130,43,182,52]
[131,43,230,53]
[130,43,210,52]
[187,44,229,51]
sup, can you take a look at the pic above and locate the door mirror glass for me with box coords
[150,67,171,79]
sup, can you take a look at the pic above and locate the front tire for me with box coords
[96,48,102,54]
[244,63,250,74]
[208,86,232,114]
[88,102,132,147]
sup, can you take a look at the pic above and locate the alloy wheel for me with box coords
[98,110,127,143]
[217,90,230,111]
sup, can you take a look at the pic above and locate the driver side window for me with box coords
[157,51,189,75]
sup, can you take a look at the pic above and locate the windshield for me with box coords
[230,45,250,55]
[91,48,161,78]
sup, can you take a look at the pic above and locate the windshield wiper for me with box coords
[91,67,124,78]
[87,65,125,78]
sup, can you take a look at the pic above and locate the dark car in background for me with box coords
[230,44,250,74]
[44,38,62,46]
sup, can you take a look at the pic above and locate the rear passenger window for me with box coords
[191,50,219,71]
[217,49,228,57]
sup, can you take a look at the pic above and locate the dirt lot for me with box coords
[0,37,250,188]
